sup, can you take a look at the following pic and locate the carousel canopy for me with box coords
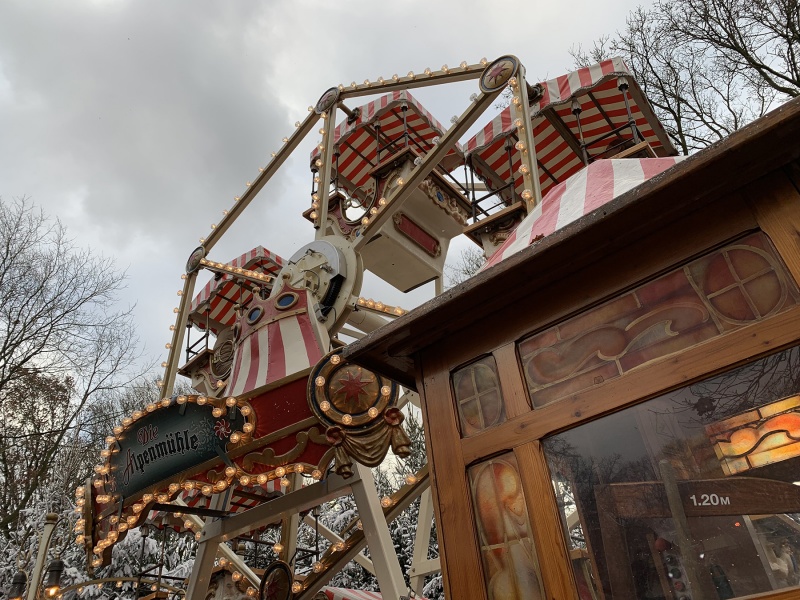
[465,57,677,209]
[189,246,284,334]
[310,90,464,201]
[482,156,685,270]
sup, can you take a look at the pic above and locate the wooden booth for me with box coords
[344,98,800,600]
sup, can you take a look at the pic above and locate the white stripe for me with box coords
[229,335,253,397]
[588,62,604,84]
[555,167,589,229]
[547,78,561,103]
[278,316,311,376]
[567,71,582,97]
[254,325,271,389]
[611,158,646,198]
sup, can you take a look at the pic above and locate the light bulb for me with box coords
[273,542,284,554]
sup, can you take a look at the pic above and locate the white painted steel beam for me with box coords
[200,471,357,543]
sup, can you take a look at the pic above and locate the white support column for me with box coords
[315,105,338,240]
[350,464,407,599]
[408,489,439,596]
[26,514,59,600]
[278,473,303,563]
[173,497,262,588]
[511,66,544,209]
[186,493,237,600]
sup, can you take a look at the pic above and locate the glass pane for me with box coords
[543,345,800,599]
[452,355,506,437]
[518,232,799,408]
[468,453,546,600]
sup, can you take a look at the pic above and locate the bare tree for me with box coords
[0,197,144,536]
[571,0,799,154]
[445,246,486,288]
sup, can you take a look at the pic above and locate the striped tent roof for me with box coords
[189,246,285,334]
[310,90,463,202]
[481,156,685,270]
[465,57,676,209]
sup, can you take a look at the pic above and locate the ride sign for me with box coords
[108,400,245,498]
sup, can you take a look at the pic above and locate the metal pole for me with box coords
[618,78,641,144]
[26,514,59,600]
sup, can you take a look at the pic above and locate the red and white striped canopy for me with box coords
[310,90,463,202]
[482,157,685,270]
[322,588,427,600]
[189,246,285,334]
[226,282,324,397]
[147,480,283,531]
[466,57,676,207]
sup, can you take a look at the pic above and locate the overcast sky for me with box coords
[0,0,649,377]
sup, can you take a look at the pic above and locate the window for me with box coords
[452,355,505,437]
[543,345,800,599]
[468,453,546,599]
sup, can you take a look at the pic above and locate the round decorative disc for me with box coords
[259,561,292,600]
[308,349,398,429]
[315,87,340,115]
[479,55,520,93]
[185,245,206,274]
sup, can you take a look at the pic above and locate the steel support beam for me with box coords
[200,471,357,543]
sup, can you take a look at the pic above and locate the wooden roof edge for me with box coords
[343,97,800,386]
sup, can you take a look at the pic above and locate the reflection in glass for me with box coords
[469,454,545,600]
[452,355,505,437]
[543,346,800,599]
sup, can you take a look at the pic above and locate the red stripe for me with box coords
[266,320,286,382]
[243,333,261,393]
[557,74,571,100]
[533,179,568,238]
[578,66,593,88]
[640,157,679,179]
[297,309,323,366]
[583,159,614,213]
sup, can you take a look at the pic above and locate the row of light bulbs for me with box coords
[335,59,488,93]
[356,296,407,316]
[506,76,536,202]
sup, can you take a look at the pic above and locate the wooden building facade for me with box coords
[344,98,800,600]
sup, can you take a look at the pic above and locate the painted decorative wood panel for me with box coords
[518,232,799,408]
[468,453,545,600]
